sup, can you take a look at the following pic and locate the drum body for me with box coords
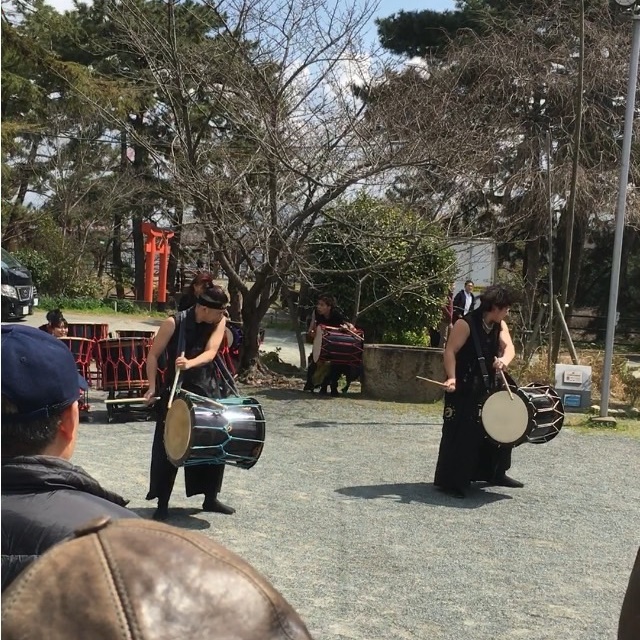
[98,338,149,391]
[116,329,157,340]
[312,325,364,365]
[67,323,109,341]
[480,383,565,447]
[164,393,265,470]
[60,337,93,380]
[520,383,564,444]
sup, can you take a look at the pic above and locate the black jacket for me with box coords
[453,289,475,322]
[1,456,137,591]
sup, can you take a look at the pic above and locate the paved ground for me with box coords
[11,311,640,639]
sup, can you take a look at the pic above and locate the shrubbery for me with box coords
[305,194,456,343]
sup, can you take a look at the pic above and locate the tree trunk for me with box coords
[553,0,585,364]
[522,236,541,329]
[113,130,127,299]
[132,114,148,301]
[566,213,587,315]
[618,227,638,308]
[286,287,308,369]
[167,199,183,299]
[239,303,262,373]
[228,279,243,323]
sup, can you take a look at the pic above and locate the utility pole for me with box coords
[599,4,640,419]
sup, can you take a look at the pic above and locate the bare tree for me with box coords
[86,0,475,374]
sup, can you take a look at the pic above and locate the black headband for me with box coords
[197,296,228,310]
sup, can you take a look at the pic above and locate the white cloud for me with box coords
[45,0,87,12]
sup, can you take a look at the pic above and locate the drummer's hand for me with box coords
[143,387,157,405]
[175,355,191,370]
[493,357,506,371]
[444,378,456,392]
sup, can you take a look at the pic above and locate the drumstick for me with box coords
[196,397,226,410]
[105,397,160,405]
[167,351,185,409]
[416,375,449,389]
[344,326,364,341]
[498,368,514,400]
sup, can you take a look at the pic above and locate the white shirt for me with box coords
[464,291,473,314]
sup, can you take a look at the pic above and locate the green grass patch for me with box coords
[564,413,640,438]
[39,296,169,318]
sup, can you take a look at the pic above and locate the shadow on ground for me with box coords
[131,507,212,529]
[294,420,439,428]
[335,482,512,509]
[251,388,308,401]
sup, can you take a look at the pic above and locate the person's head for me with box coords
[479,284,519,324]
[1,325,88,460]
[45,309,68,337]
[1,517,315,640]
[464,280,474,294]
[316,294,336,317]
[195,283,229,325]
[189,271,215,298]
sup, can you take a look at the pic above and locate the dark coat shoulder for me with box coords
[1,456,137,591]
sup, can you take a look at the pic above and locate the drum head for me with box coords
[164,398,193,466]
[481,391,531,446]
[224,327,233,349]
[312,326,324,363]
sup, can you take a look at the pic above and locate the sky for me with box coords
[44,0,457,37]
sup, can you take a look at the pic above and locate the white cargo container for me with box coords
[449,238,497,297]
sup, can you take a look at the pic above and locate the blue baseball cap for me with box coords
[1,324,88,422]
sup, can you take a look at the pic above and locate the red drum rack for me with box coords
[98,337,151,423]
[59,337,92,413]
[66,323,109,389]
[97,335,168,423]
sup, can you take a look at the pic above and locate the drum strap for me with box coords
[469,319,492,392]
[176,310,187,356]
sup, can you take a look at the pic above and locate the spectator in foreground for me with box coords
[1,325,137,591]
[1,517,315,640]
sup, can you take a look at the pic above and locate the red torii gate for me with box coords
[141,222,174,304]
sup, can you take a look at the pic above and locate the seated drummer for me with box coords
[144,283,235,521]
[303,294,355,396]
[39,309,68,338]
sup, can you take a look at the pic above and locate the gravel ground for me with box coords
[16,311,640,639]
[72,388,638,640]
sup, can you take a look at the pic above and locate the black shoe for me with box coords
[491,474,524,488]
[202,497,236,515]
[153,504,169,520]
[319,387,328,395]
[330,388,339,397]
[437,486,466,499]
[303,383,314,392]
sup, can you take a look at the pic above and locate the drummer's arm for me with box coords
[497,321,516,368]
[144,318,176,400]
[443,321,470,390]
[307,311,317,341]
[186,317,226,368]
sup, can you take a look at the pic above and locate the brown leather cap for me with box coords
[2,517,314,640]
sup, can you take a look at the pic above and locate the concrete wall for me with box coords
[362,344,446,403]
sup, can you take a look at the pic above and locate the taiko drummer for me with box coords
[303,294,356,396]
[144,283,234,520]
[434,284,524,499]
